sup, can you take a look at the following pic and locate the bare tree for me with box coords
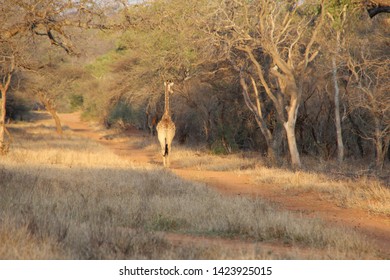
[205,0,325,168]
[238,70,280,163]
[0,0,117,146]
[0,0,114,55]
[325,2,350,164]
[347,55,390,170]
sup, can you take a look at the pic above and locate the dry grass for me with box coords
[4,123,132,168]
[0,218,66,259]
[121,133,259,171]
[143,137,389,216]
[169,141,390,216]
[172,149,259,171]
[133,130,390,216]
[243,166,390,216]
[0,119,381,259]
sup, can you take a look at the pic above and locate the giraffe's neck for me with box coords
[164,83,170,115]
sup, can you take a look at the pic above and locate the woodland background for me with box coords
[1,0,389,172]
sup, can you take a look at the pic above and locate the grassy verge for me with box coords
[247,166,390,216]
[170,140,390,216]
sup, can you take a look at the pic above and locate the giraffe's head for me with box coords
[164,80,174,94]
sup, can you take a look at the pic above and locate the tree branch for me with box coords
[303,0,325,69]
[367,5,390,17]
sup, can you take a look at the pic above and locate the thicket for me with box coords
[78,0,389,170]
[1,0,389,170]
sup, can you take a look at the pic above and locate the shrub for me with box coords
[69,94,84,110]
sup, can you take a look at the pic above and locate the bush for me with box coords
[106,100,144,129]
[6,93,32,121]
[69,94,84,110]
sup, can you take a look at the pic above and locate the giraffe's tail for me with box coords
[164,138,169,156]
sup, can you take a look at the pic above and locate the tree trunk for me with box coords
[253,116,277,163]
[283,95,302,169]
[332,32,344,164]
[239,75,279,164]
[51,109,63,135]
[0,57,14,154]
[38,93,63,135]
[373,116,387,170]
[0,91,6,152]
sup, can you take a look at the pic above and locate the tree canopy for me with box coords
[1,0,389,169]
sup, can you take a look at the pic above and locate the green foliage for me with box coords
[117,1,204,83]
[81,102,98,120]
[210,130,239,155]
[85,50,122,78]
[117,28,198,78]
[105,100,145,129]
[69,94,84,110]
[211,140,228,155]
[6,93,32,121]
[291,0,322,16]
[326,0,354,30]
[108,101,133,124]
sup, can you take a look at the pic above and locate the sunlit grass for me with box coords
[5,123,132,168]
[0,117,382,259]
[170,141,390,216]
[101,124,390,216]
[240,167,390,216]
[172,148,259,171]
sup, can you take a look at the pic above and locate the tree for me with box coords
[0,48,15,153]
[364,0,390,17]
[0,0,114,55]
[347,55,389,170]
[0,0,117,149]
[29,64,87,135]
[204,0,325,168]
[92,0,212,132]
[325,1,351,164]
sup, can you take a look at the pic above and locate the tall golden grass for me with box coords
[248,167,390,216]
[0,117,382,259]
[166,139,390,216]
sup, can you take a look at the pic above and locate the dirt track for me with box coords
[60,112,390,259]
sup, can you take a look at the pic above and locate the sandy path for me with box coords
[60,112,390,259]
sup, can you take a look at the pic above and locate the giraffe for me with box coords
[156,80,176,167]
